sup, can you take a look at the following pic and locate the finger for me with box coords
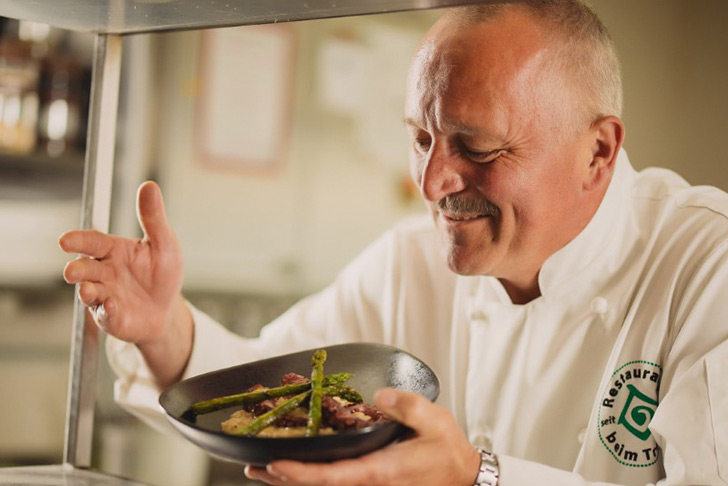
[269,454,387,486]
[89,297,119,331]
[90,302,110,328]
[77,281,109,307]
[267,460,336,486]
[374,388,447,435]
[97,297,118,325]
[64,257,114,284]
[244,465,288,486]
[58,229,115,259]
[136,181,173,247]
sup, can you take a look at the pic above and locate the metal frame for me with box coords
[0,0,485,34]
[63,33,123,469]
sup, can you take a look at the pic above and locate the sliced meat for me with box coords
[280,373,309,386]
[243,384,278,415]
[348,403,388,422]
[321,396,384,431]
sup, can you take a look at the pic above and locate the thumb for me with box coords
[374,388,441,434]
[136,181,172,245]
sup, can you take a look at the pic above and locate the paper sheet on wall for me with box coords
[316,24,421,170]
[197,25,294,169]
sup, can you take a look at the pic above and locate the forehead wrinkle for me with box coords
[413,37,453,95]
[408,13,558,145]
[455,42,561,147]
[407,37,454,131]
[438,118,481,137]
[405,100,480,138]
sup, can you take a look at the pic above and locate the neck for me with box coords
[499,276,541,305]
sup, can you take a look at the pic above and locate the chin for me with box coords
[447,260,485,276]
[444,247,492,276]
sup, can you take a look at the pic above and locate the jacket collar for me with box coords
[537,148,637,297]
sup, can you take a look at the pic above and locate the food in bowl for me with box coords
[189,349,391,438]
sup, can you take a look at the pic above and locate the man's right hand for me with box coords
[59,181,193,388]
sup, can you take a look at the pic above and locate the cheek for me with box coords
[470,162,519,205]
[474,165,542,229]
[512,171,577,231]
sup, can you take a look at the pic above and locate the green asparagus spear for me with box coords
[305,349,327,436]
[237,390,312,436]
[189,371,352,415]
[320,371,352,387]
[233,384,350,436]
[330,385,363,404]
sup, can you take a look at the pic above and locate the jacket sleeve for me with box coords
[105,303,260,433]
[648,240,728,486]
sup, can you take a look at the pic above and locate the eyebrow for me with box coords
[403,117,481,137]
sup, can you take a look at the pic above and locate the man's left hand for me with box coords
[244,388,480,486]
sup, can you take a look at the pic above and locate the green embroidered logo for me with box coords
[618,384,658,441]
[597,361,662,467]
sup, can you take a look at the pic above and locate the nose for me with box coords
[417,145,467,202]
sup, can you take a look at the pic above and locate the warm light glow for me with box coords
[18,21,51,43]
[2,95,21,126]
[46,99,69,140]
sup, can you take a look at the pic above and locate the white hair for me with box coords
[447,0,623,123]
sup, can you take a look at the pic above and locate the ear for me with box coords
[583,115,625,192]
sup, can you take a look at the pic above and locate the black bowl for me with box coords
[159,343,440,466]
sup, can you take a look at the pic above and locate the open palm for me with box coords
[59,181,183,346]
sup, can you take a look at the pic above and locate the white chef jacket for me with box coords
[108,149,728,486]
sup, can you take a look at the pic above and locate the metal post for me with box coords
[64,33,123,469]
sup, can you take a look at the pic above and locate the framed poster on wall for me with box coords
[195,24,296,172]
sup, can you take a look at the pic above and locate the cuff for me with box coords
[105,334,172,433]
[105,300,237,432]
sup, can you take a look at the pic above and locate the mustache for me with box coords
[437,196,500,217]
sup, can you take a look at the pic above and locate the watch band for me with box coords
[473,448,500,486]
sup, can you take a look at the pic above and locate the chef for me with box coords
[59,1,728,485]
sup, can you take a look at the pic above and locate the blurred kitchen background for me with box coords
[0,1,727,485]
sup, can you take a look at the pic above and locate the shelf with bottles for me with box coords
[0,17,92,166]
[0,146,84,170]
[0,150,84,201]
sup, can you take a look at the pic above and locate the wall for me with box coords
[150,12,437,296]
[593,0,728,186]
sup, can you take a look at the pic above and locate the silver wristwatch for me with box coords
[473,448,500,486]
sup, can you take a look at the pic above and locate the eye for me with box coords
[461,145,504,163]
[411,134,432,155]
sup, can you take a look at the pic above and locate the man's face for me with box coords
[405,12,597,286]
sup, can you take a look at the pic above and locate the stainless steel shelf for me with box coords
[0,0,486,34]
[0,465,153,486]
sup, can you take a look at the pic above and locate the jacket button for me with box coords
[590,297,608,315]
